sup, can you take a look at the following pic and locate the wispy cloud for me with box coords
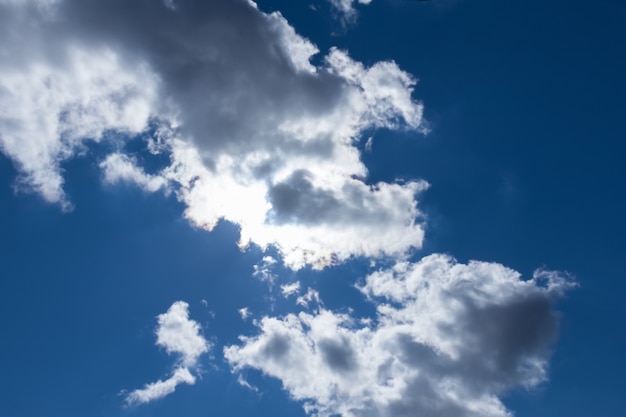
[125,367,196,406]
[328,0,374,23]
[281,281,301,298]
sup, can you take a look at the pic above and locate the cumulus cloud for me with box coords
[225,254,575,417]
[253,256,279,283]
[239,307,252,321]
[0,0,427,269]
[125,301,209,406]
[1,4,576,416]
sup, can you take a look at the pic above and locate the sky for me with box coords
[0,0,624,416]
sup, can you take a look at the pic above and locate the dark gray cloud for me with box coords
[268,170,342,224]
[41,0,343,156]
[318,337,357,372]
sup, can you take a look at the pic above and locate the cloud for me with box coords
[125,367,196,406]
[281,281,301,298]
[225,254,575,417]
[0,4,576,417]
[155,300,210,367]
[0,35,157,208]
[239,307,252,321]
[296,288,322,308]
[253,256,279,283]
[237,374,259,392]
[0,0,428,269]
[328,0,374,23]
[100,153,168,193]
[125,301,209,406]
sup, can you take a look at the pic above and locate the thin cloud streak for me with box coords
[125,367,196,406]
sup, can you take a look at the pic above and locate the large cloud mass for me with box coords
[225,254,575,417]
[0,2,576,416]
[0,0,427,269]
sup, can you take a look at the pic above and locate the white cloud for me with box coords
[0,45,157,209]
[100,153,168,193]
[253,256,279,283]
[125,367,196,406]
[0,0,428,269]
[225,254,575,417]
[0,1,158,208]
[125,301,209,405]
[281,281,301,298]
[296,288,322,308]
[239,307,252,321]
[155,301,210,367]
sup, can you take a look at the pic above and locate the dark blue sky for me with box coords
[0,1,624,416]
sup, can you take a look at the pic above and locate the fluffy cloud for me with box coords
[125,301,209,406]
[225,254,575,417]
[0,0,427,269]
[154,300,210,367]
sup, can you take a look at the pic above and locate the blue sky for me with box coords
[0,1,624,417]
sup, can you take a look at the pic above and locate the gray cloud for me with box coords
[58,0,345,154]
[327,0,375,24]
[268,170,342,225]
[0,0,427,268]
[318,337,357,372]
[262,333,292,361]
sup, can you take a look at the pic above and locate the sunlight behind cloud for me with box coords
[0,0,428,269]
